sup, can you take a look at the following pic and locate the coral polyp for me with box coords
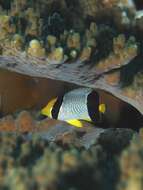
[27,39,46,58]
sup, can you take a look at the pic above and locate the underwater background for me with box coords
[0,0,143,189]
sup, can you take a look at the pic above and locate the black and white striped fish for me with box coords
[41,88,106,127]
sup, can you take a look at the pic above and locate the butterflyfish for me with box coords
[41,88,106,127]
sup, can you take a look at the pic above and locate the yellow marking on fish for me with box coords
[66,119,84,128]
[41,98,57,117]
[84,118,92,122]
[99,103,106,113]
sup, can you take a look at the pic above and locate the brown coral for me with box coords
[94,35,137,74]
[15,111,35,133]
[104,71,121,86]
[0,110,63,133]
[0,127,132,190]
[118,129,143,190]
[79,0,135,18]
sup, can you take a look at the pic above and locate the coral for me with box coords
[98,128,134,153]
[0,0,136,59]
[48,47,65,63]
[104,71,121,86]
[0,126,134,190]
[0,108,134,150]
[67,31,81,50]
[120,71,143,101]
[0,115,16,132]
[118,128,143,190]
[0,18,137,64]
[0,111,60,133]
[11,34,24,50]
[78,0,135,19]
[79,0,104,18]
[15,111,35,133]
[2,34,24,56]
[113,34,126,54]
[133,72,143,90]
[0,0,138,69]
[70,49,78,59]
[0,131,122,190]
[24,8,40,37]
[27,39,46,58]
[79,46,92,61]
[47,35,57,49]
[5,168,33,190]
[92,34,137,74]
[0,15,13,40]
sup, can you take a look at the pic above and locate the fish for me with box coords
[41,88,106,128]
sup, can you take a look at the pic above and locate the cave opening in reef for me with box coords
[115,102,143,131]
[0,69,142,131]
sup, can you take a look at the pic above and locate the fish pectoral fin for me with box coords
[66,119,83,128]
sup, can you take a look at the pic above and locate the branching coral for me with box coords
[0,0,138,66]
[92,35,137,74]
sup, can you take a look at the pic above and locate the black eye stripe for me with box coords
[51,95,64,119]
[87,91,100,123]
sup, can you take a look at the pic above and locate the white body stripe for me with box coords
[58,88,92,120]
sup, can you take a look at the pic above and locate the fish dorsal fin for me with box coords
[41,98,57,117]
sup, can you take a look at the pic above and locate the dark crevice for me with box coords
[117,103,143,131]
[134,0,143,10]
[120,55,143,87]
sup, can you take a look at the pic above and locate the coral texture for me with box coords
[0,127,133,190]
[118,128,143,190]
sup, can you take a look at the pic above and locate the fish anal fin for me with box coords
[66,119,83,128]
